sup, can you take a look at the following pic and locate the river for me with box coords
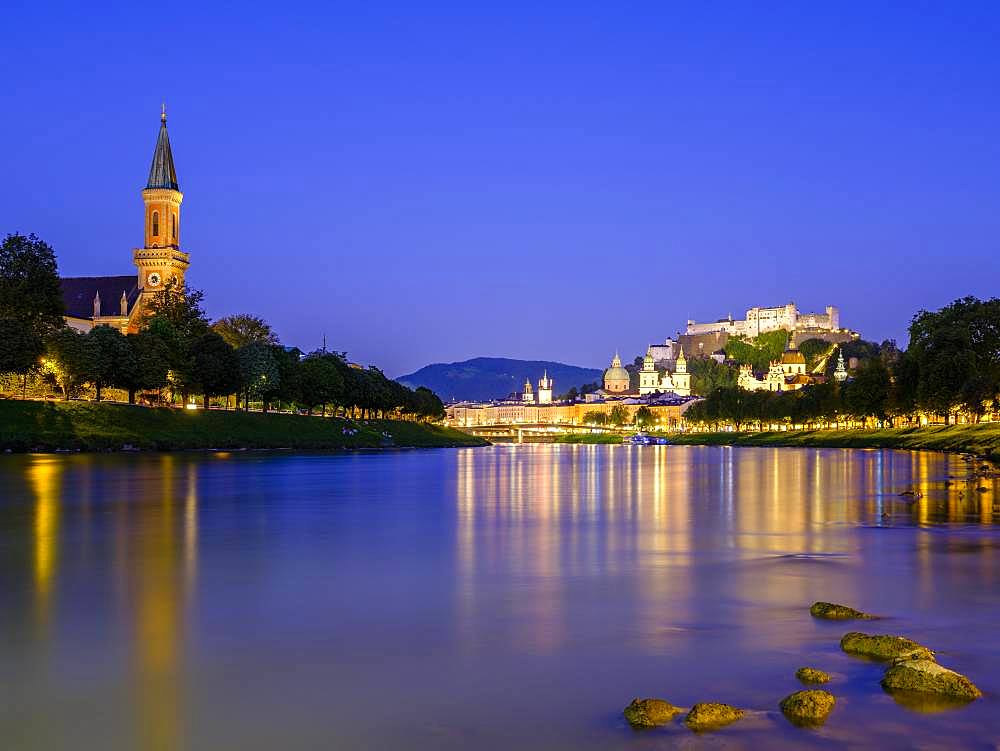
[0,445,997,749]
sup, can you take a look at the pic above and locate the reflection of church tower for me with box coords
[673,347,691,396]
[537,371,553,404]
[522,377,534,404]
[133,107,190,317]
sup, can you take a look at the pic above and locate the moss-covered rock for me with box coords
[623,698,682,727]
[779,690,836,726]
[840,632,935,662]
[684,702,744,731]
[810,601,876,620]
[881,660,982,701]
[795,667,831,684]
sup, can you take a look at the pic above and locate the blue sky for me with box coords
[3,1,999,375]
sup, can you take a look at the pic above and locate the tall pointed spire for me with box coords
[146,106,179,190]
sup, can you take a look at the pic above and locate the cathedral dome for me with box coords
[604,364,629,382]
[604,352,631,391]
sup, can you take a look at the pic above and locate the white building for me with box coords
[637,346,691,397]
[737,341,811,392]
[537,371,553,404]
[522,371,554,404]
[521,378,534,403]
[687,302,841,338]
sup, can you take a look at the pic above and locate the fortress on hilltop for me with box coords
[686,302,842,338]
[681,301,858,358]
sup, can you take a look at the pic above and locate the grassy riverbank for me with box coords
[551,424,1000,459]
[555,433,625,444]
[0,400,487,452]
[668,424,1000,460]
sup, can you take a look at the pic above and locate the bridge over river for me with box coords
[461,423,629,443]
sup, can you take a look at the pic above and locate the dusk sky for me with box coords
[4,2,999,376]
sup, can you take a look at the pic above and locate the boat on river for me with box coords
[623,432,670,445]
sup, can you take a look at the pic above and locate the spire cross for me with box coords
[161,102,167,123]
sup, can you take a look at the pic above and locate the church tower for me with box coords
[672,347,691,396]
[133,107,189,309]
[537,371,553,404]
[639,347,660,395]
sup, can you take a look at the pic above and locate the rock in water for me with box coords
[881,660,982,701]
[780,690,836,725]
[623,698,682,727]
[840,632,935,662]
[796,667,831,684]
[810,602,876,620]
[684,703,744,731]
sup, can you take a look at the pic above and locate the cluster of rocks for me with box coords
[622,600,981,734]
[623,698,745,732]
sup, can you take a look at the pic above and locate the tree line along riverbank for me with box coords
[555,424,1000,460]
[0,400,487,452]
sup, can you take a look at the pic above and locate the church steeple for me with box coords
[134,107,189,325]
[147,105,179,191]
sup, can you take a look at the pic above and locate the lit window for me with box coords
[152,211,159,236]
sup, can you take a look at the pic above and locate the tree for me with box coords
[85,325,130,401]
[908,297,1000,423]
[689,357,738,396]
[889,352,920,425]
[412,386,444,420]
[141,280,210,337]
[118,330,170,404]
[141,281,211,404]
[45,328,92,400]
[0,319,44,397]
[213,314,278,349]
[582,410,607,426]
[236,342,279,410]
[634,406,654,428]
[608,404,630,426]
[725,331,788,373]
[843,358,891,426]
[190,332,240,407]
[798,338,833,370]
[298,352,345,415]
[262,346,302,411]
[0,233,65,335]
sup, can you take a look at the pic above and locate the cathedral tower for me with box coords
[537,371,553,404]
[638,347,661,395]
[672,347,691,396]
[133,107,189,307]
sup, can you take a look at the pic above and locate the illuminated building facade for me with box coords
[686,302,844,338]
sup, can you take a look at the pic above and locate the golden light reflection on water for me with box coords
[132,454,199,751]
[455,445,997,657]
[27,456,61,627]
[20,454,202,751]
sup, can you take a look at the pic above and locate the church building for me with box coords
[61,109,190,334]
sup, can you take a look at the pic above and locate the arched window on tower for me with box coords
[152,211,160,237]
[171,213,177,241]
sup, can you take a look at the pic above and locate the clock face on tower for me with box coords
[147,272,162,288]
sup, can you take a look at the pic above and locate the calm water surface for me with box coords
[1,445,999,749]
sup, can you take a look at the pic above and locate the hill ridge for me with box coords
[397,357,603,403]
